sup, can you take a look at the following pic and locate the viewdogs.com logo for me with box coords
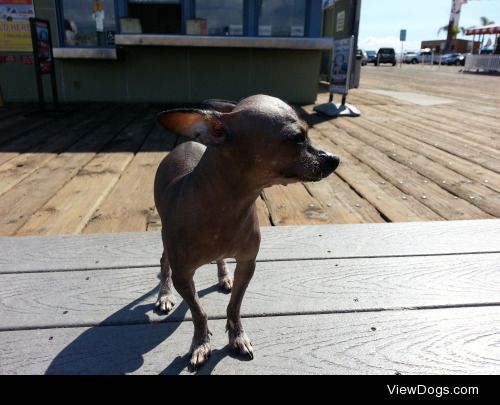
[387,385,479,398]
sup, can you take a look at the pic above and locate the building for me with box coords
[420,38,481,54]
[0,0,337,104]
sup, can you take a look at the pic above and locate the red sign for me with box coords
[0,55,15,63]
[0,0,33,4]
[20,54,33,64]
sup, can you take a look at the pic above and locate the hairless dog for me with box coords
[154,94,340,369]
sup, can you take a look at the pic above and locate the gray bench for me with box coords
[1,219,499,374]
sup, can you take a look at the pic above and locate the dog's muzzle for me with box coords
[318,151,340,175]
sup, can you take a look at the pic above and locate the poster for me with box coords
[329,36,354,95]
[0,0,34,51]
[336,10,345,32]
[32,19,52,74]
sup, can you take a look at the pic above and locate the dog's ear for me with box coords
[200,99,237,113]
[157,109,230,146]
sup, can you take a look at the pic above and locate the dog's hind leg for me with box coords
[217,259,233,291]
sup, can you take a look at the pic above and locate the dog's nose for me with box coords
[319,151,340,172]
[329,155,340,171]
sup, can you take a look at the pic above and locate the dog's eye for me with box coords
[291,133,307,144]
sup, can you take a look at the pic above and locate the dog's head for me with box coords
[158,94,339,186]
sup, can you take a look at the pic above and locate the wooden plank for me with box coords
[0,105,27,120]
[309,128,443,222]
[1,253,499,330]
[255,195,272,226]
[315,119,495,219]
[0,219,499,273]
[0,106,109,197]
[82,124,175,234]
[367,104,500,173]
[388,105,500,149]
[341,108,500,194]
[15,109,155,236]
[303,173,385,223]
[387,104,500,150]
[262,183,329,225]
[0,113,29,133]
[0,105,97,167]
[0,107,139,236]
[1,306,499,374]
[146,208,162,232]
[0,114,55,148]
[331,118,500,217]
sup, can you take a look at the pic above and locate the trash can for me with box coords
[351,52,362,88]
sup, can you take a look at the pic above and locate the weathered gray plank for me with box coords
[0,219,499,273]
[1,253,499,330]
[1,306,499,374]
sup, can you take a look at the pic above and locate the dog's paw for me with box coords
[189,342,211,369]
[218,275,233,291]
[229,331,254,360]
[155,294,175,313]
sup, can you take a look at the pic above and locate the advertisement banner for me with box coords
[329,36,354,95]
[0,0,34,51]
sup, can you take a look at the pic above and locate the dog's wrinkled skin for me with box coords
[154,95,340,369]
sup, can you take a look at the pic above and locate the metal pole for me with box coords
[46,20,59,109]
[400,41,404,68]
[29,18,45,111]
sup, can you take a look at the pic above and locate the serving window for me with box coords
[257,0,306,37]
[126,0,181,34]
[61,0,116,46]
[57,0,315,49]
[193,0,244,36]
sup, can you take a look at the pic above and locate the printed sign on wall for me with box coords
[0,0,34,51]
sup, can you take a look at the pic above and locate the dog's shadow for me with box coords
[45,284,239,375]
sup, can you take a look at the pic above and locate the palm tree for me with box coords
[437,23,466,52]
[437,23,465,38]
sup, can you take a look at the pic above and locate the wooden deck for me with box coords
[1,220,499,374]
[0,65,499,236]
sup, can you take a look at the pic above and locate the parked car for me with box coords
[440,53,465,66]
[366,50,377,64]
[375,48,396,66]
[419,50,434,64]
[403,51,420,64]
[357,49,368,65]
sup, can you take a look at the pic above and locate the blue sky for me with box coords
[358,0,500,51]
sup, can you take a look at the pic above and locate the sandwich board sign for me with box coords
[330,36,354,95]
[29,18,58,110]
[314,0,361,117]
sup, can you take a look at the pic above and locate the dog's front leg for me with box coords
[226,259,256,359]
[171,269,211,369]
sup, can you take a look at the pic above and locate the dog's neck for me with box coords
[190,146,263,209]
